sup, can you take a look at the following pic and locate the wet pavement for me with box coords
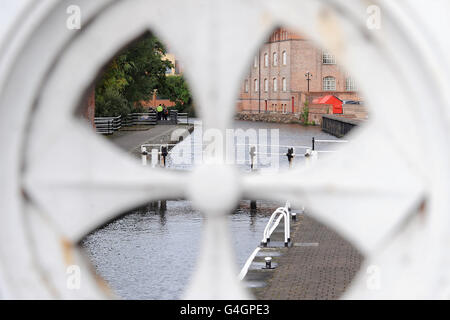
[250,214,363,300]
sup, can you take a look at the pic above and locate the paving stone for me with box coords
[253,214,364,300]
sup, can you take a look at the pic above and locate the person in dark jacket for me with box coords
[163,106,169,120]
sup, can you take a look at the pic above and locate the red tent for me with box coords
[312,95,343,114]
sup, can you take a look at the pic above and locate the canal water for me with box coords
[81,120,342,299]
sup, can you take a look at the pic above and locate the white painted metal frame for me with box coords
[261,203,291,247]
[0,0,449,299]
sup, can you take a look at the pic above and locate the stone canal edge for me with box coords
[248,213,363,300]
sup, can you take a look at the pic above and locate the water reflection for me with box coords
[82,200,281,299]
[82,122,342,299]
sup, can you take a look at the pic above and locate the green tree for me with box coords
[95,32,173,117]
[159,75,192,108]
[95,87,129,118]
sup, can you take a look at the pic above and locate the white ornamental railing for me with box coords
[0,0,449,300]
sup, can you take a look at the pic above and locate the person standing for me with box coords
[163,106,168,120]
[156,104,163,121]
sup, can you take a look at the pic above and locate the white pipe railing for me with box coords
[314,139,349,143]
[238,201,292,281]
[141,138,347,168]
[261,201,291,247]
[151,149,159,168]
[237,247,261,281]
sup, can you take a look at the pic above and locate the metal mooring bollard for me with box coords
[160,200,167,211]
[141,146,148,166]
[286,147,295,168]
[160,145,168,167]
[265,257,273,269]
[249,145,257,170]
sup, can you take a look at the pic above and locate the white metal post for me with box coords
[141,146,147,166]
[151,148,159,168]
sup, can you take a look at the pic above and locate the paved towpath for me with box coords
[105,124,192,156]
[251,214,363,300]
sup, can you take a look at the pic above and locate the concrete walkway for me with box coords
[246,214,363,300]
[105,124,192,156]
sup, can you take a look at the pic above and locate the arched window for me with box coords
[346,77,357,91]
[244,80,249,93]
[273,52,278,66]
[264,78,268,92]
[322,50,336,64]
[323,76,336,91]
[282,51,287,65]
[282,77,287,92]
[273,78,278,92]
[253,55,258,68]
[264,53,269,67]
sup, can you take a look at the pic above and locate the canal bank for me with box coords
[236,112,304,124]
[321,115,362,138]
[247,213,363,300]
[236,113,364,138]
[105,123,194,158]
[82,121,355,300]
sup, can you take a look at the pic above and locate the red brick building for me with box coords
[237,28,360,114]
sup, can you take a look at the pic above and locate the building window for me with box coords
[282,78,287,92]
[264,53,269,67]
[322,50,336,64]
[323,76,336,91]
[273,52,278,66]
[282,51,287,65]
[346,77,357,91]
[273,78,278,92]
[245,80,249,93]
[264,78,268,92]
[254,79,258,92]
[254,56,258,68]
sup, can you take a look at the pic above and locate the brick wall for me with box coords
[343,104,369,120]
[82,86,96,128]
[237,28,361,114]
[308,104,332,125]
[141,98,176,109]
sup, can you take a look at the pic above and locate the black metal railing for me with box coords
[94,111,188,134]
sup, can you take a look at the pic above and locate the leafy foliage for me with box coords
[160,75,192,107]
[95,33,173,117]
[300,101,310,125]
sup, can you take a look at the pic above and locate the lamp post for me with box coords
[305,72,312,92]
